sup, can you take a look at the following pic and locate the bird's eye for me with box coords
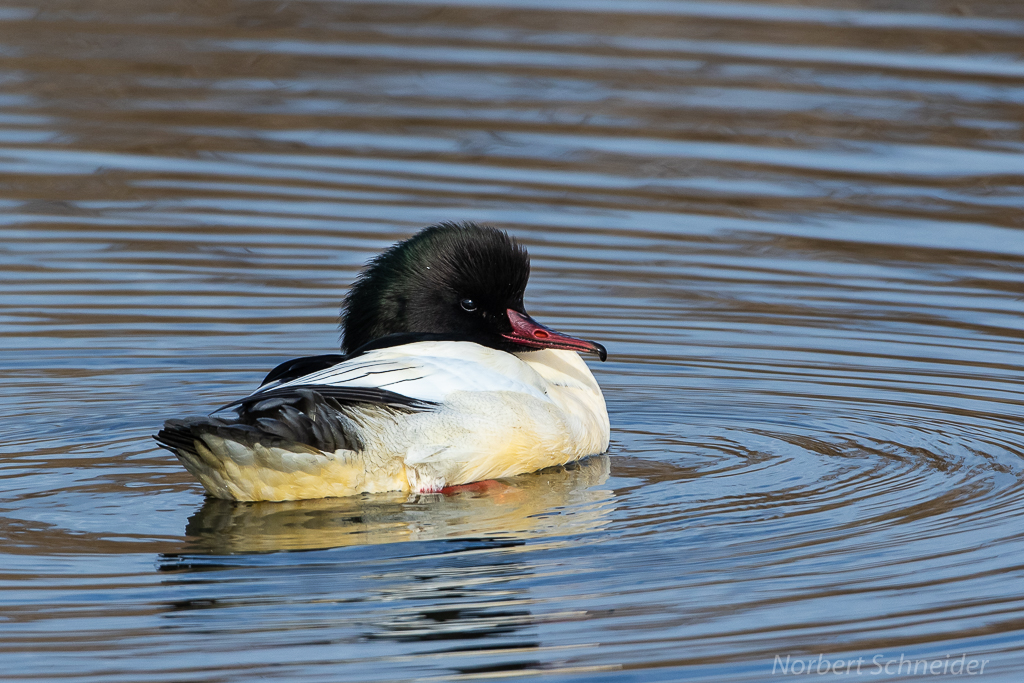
[460,298,477,312]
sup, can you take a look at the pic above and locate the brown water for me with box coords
[3,1,1024,680]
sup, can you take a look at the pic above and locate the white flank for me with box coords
[182,341,609,501]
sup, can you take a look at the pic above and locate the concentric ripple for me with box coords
[2,0,1024,681]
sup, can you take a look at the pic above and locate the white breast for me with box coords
[256,341,610,491]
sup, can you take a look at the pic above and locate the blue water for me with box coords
[2,1,1024,680]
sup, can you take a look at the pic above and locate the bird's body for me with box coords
[157,223,609,501]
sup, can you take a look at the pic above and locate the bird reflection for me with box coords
[180,455,612,554]
[158,457,612,678]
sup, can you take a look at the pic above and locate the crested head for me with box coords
[340,222,607,360]
[340,222,530,353]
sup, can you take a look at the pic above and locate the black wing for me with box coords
[156,385,437,459]
[260,354,348,387]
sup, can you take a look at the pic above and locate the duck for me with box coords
[155,222,610,501]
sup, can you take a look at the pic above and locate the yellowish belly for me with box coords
[177,388,607,502]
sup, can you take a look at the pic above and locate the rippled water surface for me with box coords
[3,1,1024,680]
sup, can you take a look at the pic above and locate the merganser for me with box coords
[156,222,609,501]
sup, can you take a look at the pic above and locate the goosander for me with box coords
[156,222,609,501]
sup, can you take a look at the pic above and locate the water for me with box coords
[2,1,1024,680]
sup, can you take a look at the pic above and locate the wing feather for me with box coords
[255,341,550,405]
[157,342,552,473]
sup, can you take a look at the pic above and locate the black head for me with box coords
[340,222,606,360]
